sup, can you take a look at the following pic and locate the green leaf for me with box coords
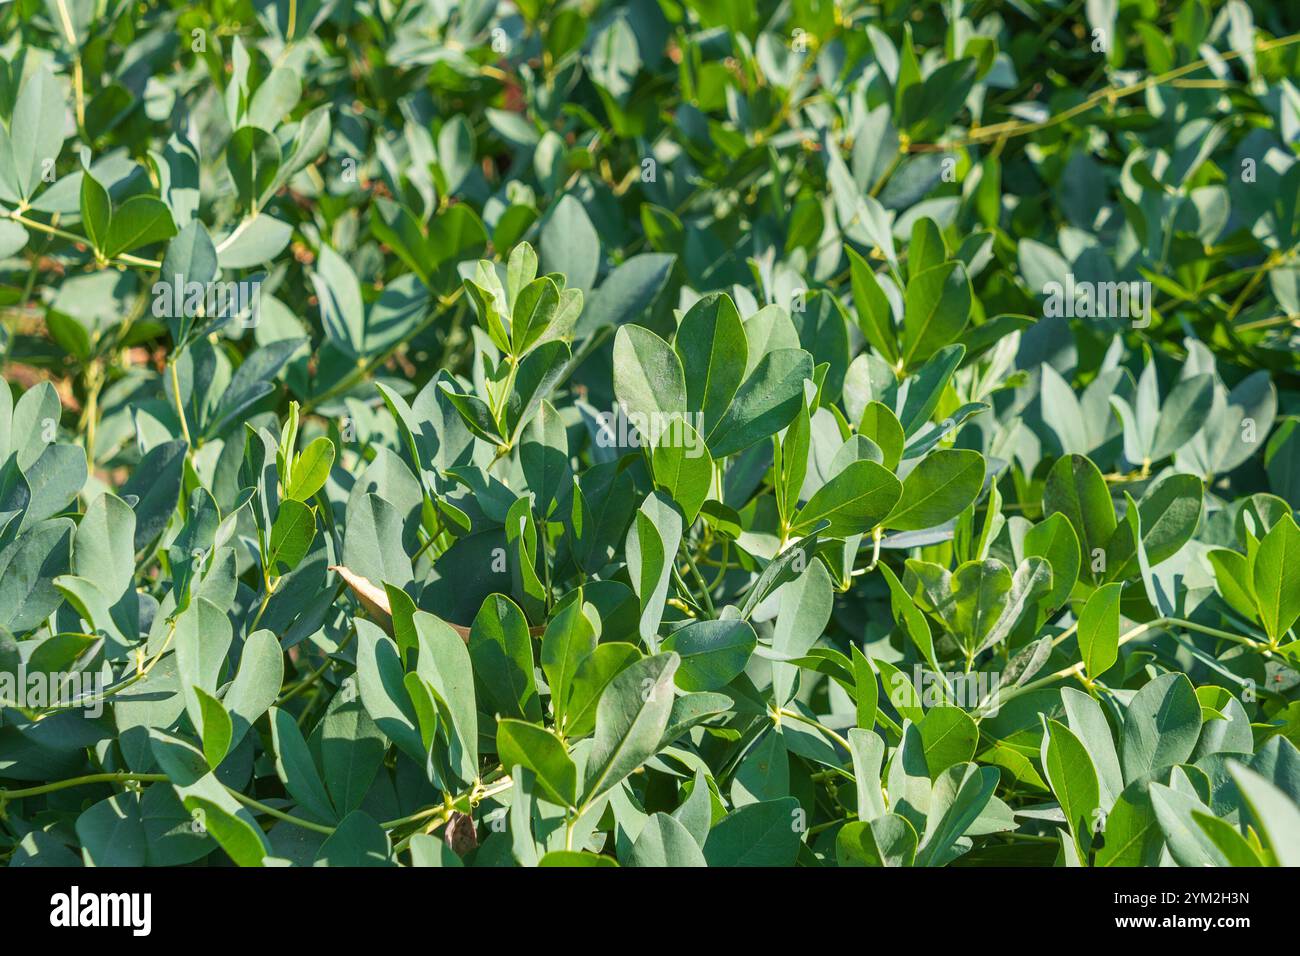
[510,275,561,356]
[470,594,542,722]
[614,324,686,423]
[563,642,642,739]
[320,694,386,816]
[497,718,578,808]
[1078,581,1123,679]
[791,459,902,537]
[158,221,219,346]
[312,244,366,359]
[79,172,111,254]
[858,401,905,472]
[73,492,136,598]
[354,618,423,762]
[408,834,463,867]
[227,126,281,211]
[2,66,64,202]
[901,261,971,367]
[847,248,898,364]
[703,797,802,867]
[1104,472,1203,579]
[576,253,675,337]
[1120,673,1202,781]
[268,498,315,572]
[949,559,1013,655]
[174,597,233,732]
[837,814,917,866]
[1149,782,1226,867]
[1061,687,1124,808]
[121,440,187,549]
[541,589,598,731]
[270,706,338,824]
[626,812,707,867]
[1043,454,1116,584]
[1151,374,1215,461]
[540,194,599,293]
[851,645,879,733]
[895,345,964,438]
[76,793,146,867]
[663,618,757,692]
[194,685,233,767]
[538,850,618,867]
[224,629,284,750]
[771,559,834,705]
[148,730,269,866]
[919,707,979,779]
[915,763,999,867]
[103,196,177,257]
[286,437,335,501]
[1191,810,1266,866]
[315,811,393,867]
[1040,718,1100,856]
[884,449,985,531]
[708,349,814,458]
[650,418,711,526]
[582,652,679,805]
[626,492,682,646]
[1228,762,1300,866]
[1092,785,1164,868]
[414,611,479,785]
[342,493,413,592]
[877,660,925,726]
[521,400,569,517]
[183,795,268,867]
[675,293,748,436]
[1252,513,1300,644]
[1023,512,1081,610]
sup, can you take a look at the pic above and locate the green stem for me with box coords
[777,707,852,752]
[301,289,463,414]
[0,770,332,841]
[986,616,1267,714]
[0,772,166,799]
[910,31,1300,152]
[0,209,162,269]
[669,564,704,616]
[706,539,731,591]
[168,358,193,448]
[390,772,512,853]
[683,549,716,617]
[248,584,275,635]
[277,626,356,705]
[229,791,334,836]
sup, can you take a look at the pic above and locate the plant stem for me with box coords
[777,707,852,752]
[277,626,356,705]
[706,539,731,591]
[985,616,1267,714]
[168,357,193,447]
[0,209,162,269]
[229,791,334,836]
[52,0,86,135]
[79,358,103,464]
[909,32,1300,152]
[301,289,463,414]
[683,548,716,617]
[0,772,166,799]
[248,580,276,635]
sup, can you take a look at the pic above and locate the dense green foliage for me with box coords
[2,0,1300,868]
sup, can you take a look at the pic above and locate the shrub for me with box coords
[1,0,1299,868]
